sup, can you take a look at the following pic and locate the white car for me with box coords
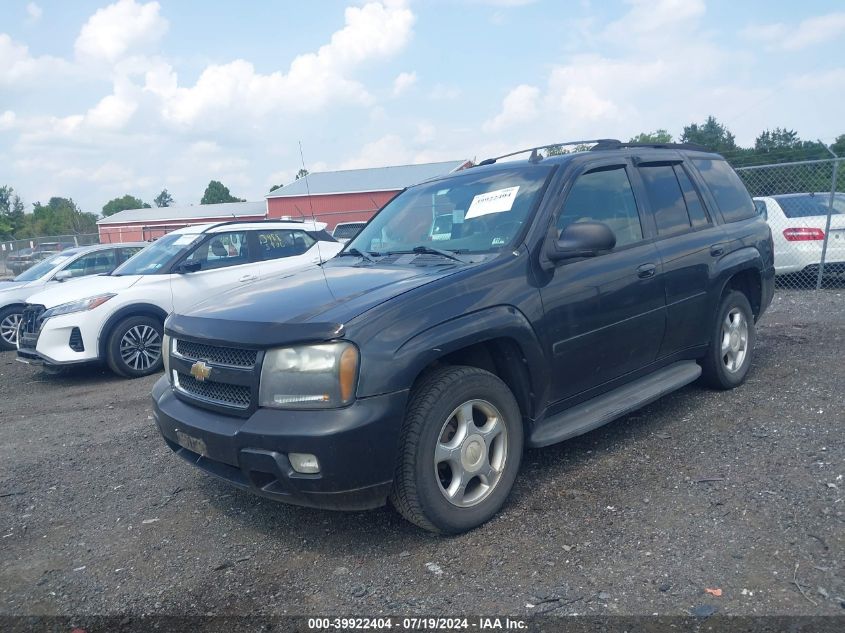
[0,242,146,351]
[754,193,845,276]
[17,220,342,377]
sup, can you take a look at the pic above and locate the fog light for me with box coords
[288,452,320,474]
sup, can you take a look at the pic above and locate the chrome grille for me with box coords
[175,373,251,409]
[21,304,46,335]
[175,339,257,368]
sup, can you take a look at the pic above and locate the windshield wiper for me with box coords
[337,247,375,263]
[404,245,464,262]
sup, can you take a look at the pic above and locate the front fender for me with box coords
[356,304,548,409]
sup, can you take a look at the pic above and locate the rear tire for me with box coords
[0,305,23,351]
[700,290,756,390]
[390,366,523,534]
[106,316,164,378]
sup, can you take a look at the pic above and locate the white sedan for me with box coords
[754,193,845,277]
[17,220,342,377]
[0,242,145,350]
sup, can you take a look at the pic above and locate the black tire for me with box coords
[390,366,523,534]
[0,305,24,351]
[700,290,756,390]
[105,315,164,378]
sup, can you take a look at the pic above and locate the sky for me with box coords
[1,0,844,214]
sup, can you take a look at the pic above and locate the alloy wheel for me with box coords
[119,325,162,372]
[720,307,749,373]
[433,399,508,508]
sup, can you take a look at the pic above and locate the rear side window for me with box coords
[692,158,756,222]
[558,166,643,248]
[256,229,316,260]
[674,166,710,227]
[639,165,691,237]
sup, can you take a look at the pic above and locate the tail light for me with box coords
[783,227,825,241]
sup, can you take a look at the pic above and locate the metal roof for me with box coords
[265,160,470,198]
[97,201,267,225]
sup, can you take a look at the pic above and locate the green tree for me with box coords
[0,186,27,237]
[830,134,845,157]
[31,197,97,235]
[154,189,174,207]
[680,116,737,152]
[200,180,245,205]
[102,194,150,217]
[269,183,283,192]
[295,169,309,180]
[754,127,800,152]
[629,129,673,144]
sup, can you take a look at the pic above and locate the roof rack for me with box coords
[475,139,712,166]
[477,139,620,166]
[206,218,307,229]
[589,141,710,152]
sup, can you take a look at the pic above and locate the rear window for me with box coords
[691,159,756,223]
[333,223,366,240]
[774,193,845,218]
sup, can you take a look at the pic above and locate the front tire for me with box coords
[700,290,756,390]
[390,366,523,534]
[106,316,164,378]
[0,306,23,351]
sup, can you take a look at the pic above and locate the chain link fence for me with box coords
[736,158,843,290]
[0,233,99,278]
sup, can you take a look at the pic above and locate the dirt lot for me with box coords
[0,289,843,617]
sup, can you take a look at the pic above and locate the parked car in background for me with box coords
[152,141,774,533]
[754,193,845,277]
[18,220,342,377]
[7,242,76,275]
[331,221,367,244]
[0,243,145,351]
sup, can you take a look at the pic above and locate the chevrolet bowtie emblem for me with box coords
[190,360,212,382]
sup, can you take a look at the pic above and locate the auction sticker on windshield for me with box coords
[465,186,519,219]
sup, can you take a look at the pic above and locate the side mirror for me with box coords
[175,261,202,274]
[54,270,72,282]
[546,221,616,262]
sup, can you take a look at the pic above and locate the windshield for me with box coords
[14,252,74,282]
[347,167,553,256]
[775,193,845,218]
[111,233,202,275]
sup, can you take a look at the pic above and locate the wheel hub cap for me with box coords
[461,435,485,472]
[434,399,509,508]
[720,307,749,374]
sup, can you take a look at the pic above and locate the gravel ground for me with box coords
[0,289,843,617]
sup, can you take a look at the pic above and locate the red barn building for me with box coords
[97,201,267,243]
[265,160,471,231]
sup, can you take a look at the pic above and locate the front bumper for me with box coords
[152,377,408,511]
[17,312,101,366]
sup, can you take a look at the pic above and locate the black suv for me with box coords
[152,141,774,534]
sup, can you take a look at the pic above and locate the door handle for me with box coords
[710,244,726,257]
[238,274,258,282]
[636,263,657,279]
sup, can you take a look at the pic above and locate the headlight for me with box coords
[259,342,359,409]
[162,334,172,380]
[41,294,116,319]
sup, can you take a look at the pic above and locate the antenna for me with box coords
[298,141,332,290]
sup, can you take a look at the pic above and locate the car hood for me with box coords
[167,262,464,347]
[0,280,25,291]
[24,275,144,308]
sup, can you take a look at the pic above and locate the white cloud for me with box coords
[0,34,68,84]
[483,84,540,132]
[148,0,414,126]
[0,110,15,131]
[75,0,168,63]
[742,12,845,51]
[392,71,417,96]
[25,2,43,22]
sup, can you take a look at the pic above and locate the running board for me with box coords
[528,361,702,448]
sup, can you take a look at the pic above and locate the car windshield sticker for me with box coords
[452,209,465,224]
[465,186,519,219]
